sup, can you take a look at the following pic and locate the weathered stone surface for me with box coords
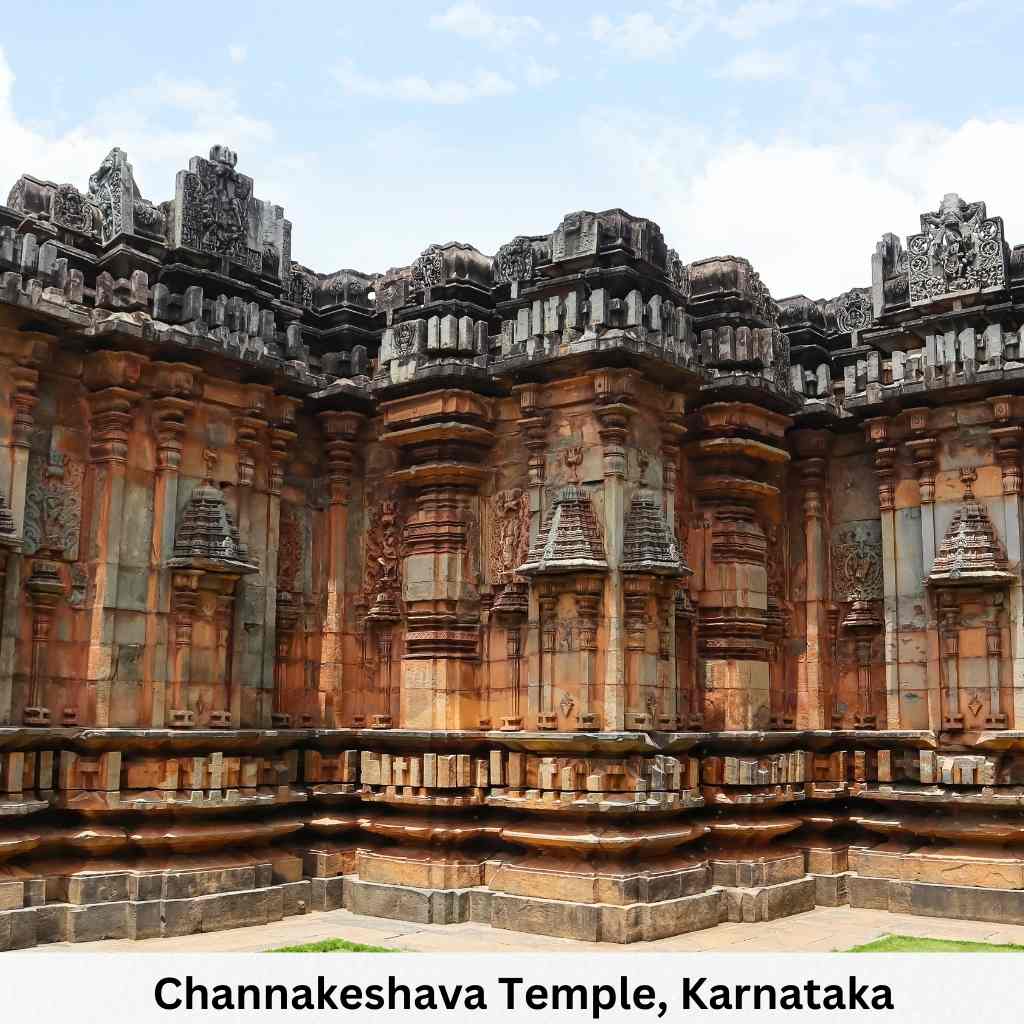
[2,148,1024,947]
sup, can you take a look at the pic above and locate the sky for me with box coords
[1,0,1022,300]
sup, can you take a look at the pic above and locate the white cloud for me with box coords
[590,12,694,59]
[579,108,1024,298]
[0,46,271,203]
[717,49,796,80]
[429,3,556,46]
[525,58,559,88]
[718,0,807,39]
[228,44,247,65]
[331,59,515,104]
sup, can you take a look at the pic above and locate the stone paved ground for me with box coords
[29,906,1024,953]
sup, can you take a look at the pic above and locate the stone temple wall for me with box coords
[0,152,1021,946]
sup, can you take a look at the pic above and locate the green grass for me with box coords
[848,934,1024,953]
[269,937,401,953]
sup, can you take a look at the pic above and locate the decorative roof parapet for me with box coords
[621,490,691,577]
[927,468,1013,588]
[167,479,258,575]
[516,486,608,576]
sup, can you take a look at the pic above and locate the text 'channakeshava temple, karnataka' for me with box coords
[0,145,1023,947]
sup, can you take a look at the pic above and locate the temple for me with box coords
[0,148,1022,948]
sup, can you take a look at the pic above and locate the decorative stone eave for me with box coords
[166,480,258,576]
[927,469,1013,589]
[621,490,691,578]
[516,485,608,577]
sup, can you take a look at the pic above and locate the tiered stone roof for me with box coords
[621,491,690,577]
[516,486,608,576]
[928,470,1013,587]
[167,481,258,574]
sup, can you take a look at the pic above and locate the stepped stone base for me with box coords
[0,879,311,949]
[849,875,1024,925]
[721,876,816,922]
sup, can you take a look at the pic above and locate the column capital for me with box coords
[319,410,366,505]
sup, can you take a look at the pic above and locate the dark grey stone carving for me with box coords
[908,194,1007,304]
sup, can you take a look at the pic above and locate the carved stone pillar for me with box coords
[687,403,790,731]
[8,366,39,536]
[82,351,148,726]
[141,366,201,728]
[537,585,559,729]
[23,556,64,724]
[379,391,494,731]
[991,395,1024,727]
[0,338,52,725]
[272,590,301,727]
[318,409,365,726]
[791,431,831,730]
[905,407,939,574]
[509,382,548,731]
[938,594,963,730]
[168,570,202,726]
[589,367,640,731]
[230,386,270,725]
[865,417,904,728]
[573,576,603,729]
[254,398,299,727]
[660,394,686,727]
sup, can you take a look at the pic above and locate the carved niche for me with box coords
[908,194,1007,304]
[23,445,84,560]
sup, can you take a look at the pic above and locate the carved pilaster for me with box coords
[23,556,64,725]
[514,383,549,489]
[792,430,831,730]
[9,366,38,450]
[316,409,365,727]
[82,351,148,726]
[168,570,202,727]
[321,410,364,506]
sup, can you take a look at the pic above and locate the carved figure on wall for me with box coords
[831,288,872,334]
[288,263,316,307]
[493,237,536,285]
[364,498,403,621]
[277,502,304,594]
[489,489,530,583]
[178,146,260,271]
[908,194,1006,302]
[411,245,444,291]
[52,184,96,235]
[831,522,883,603]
